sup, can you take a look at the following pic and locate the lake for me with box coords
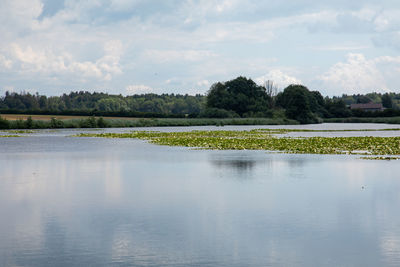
[1,124,400,266]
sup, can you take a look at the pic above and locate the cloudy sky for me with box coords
[1,0,400,96]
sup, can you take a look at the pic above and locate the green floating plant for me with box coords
[75,129,400,156]
[5,130,36,134]
[0,135,21,137]
[360,156,400,160]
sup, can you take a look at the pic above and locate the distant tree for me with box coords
[199,107,239,118]
[276,84,319,123]
[309,91,329,117]
[97,98,122,112]
[264,80,278,98]
[39,95,47,109]
[206,76,272,116]
[325,99,352,118]
[382,93,393,109]
[0,91,206,116]
[366,92,381,103]
[356,95,372,104]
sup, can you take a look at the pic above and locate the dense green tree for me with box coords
[4,85,400,121]
[97,98,128,112]
[39,96,47,109]
[199,107,239,118]
[382,93,393,108]
[0,91,205,116]
[276,85,320,124]
[206,76,272,116]
[356,95,372,104]
[325,99,352,118]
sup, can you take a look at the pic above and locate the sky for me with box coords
[1,0,400,96]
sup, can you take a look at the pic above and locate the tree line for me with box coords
[204,77,400,123]
[1,76,400,123]
[0,91,205,118]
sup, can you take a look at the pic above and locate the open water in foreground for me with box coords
[1,124,400,266]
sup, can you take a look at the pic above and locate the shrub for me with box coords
[50,117,64,128]
[25,116,33,129]
[79,116,97,128]
[97,117,108,128]
[0,116,10,129]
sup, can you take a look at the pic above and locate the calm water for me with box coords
[1,124,400,266]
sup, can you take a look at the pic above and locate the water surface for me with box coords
[1,124,400,266]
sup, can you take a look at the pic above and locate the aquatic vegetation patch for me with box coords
[5,130,36,134]
[76,129,400,156]
[256,128,400,134]
[0,134,21,137]
[360,156,400,160]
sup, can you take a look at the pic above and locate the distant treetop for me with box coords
[206,76,272,117]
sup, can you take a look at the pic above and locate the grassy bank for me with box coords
[324,116,400,124]
[0,115,298,130]
[0,114,142,121]
[76,129,400,157]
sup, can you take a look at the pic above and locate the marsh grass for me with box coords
[76,129,400,156]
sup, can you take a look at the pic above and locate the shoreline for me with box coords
[0,115,299,130]
[3,113,400,130]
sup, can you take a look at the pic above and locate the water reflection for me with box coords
[209,152,316,182]
[210,155,257,175]
[208,152,272,181]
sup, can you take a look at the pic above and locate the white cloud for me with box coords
[1,0,400,95]
[310,44,370,51]
[215,0,237,13]
[0,0,43,29]
[374,55,400,64]
[143,49,217,63]
[4,40,122,81]
[196,80,209,87]
[181,0,240,19]
[318,53,388,94]
[0,54,12,69]
[126,84,155,95]
[306,7,400,50]
[256,70,302,89]
[109,0,141,11]
[192,10,337,44]
[373,10,400,32]
[165,78,179,85]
